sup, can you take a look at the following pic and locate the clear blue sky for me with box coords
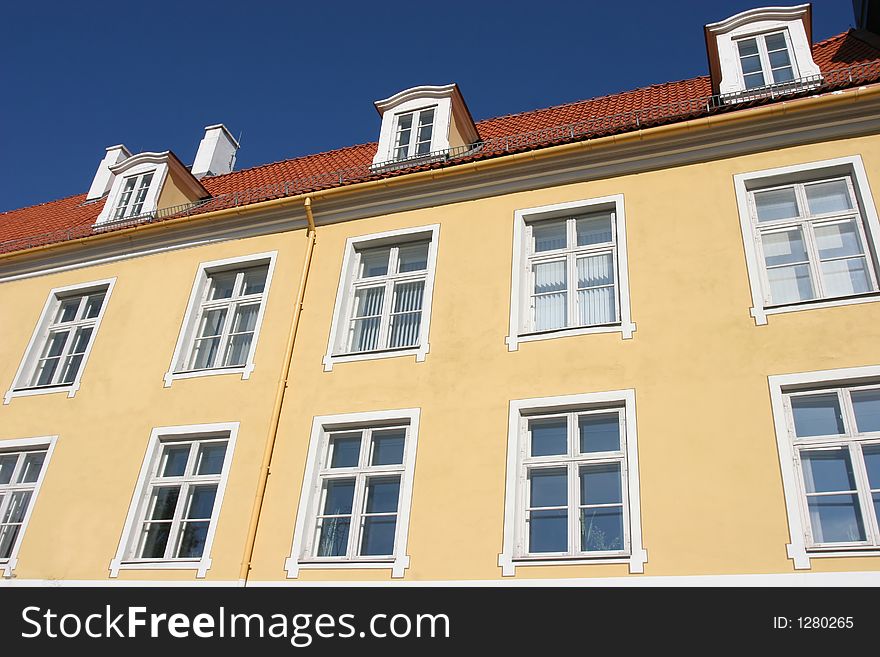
[0,0,857,212]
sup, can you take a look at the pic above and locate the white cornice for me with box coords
[705,4,810,35]
[374,84,460,113]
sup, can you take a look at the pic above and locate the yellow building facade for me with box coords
[2,5,880,585]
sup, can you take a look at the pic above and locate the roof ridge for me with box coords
[201,140,378,184]
[474,75,712,126]
[0,191,87,217]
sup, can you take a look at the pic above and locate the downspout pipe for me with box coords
[238,196,317,585]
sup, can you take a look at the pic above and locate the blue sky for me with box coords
[0,0,858,212]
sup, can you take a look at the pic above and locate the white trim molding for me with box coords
[4,277,116,404]
[285,408,421,579]
[163,251,277,387]
[0,435,58,578]
[506,195,635,351]
[768,364,880,570]
[322,225,439,372]
[733,155,880,325]
[108,422,239,579]
[499,389,647,576]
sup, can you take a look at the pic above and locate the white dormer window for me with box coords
[704,4,821,100]
[393,108,435,161]
[372,84,478,168]
[94,151,208,226]
[736,30,796,89]
[113,171,155,220]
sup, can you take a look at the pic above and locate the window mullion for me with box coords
[215,299,238,367]
[801,219,825,299]
[850,442,880,545]
[50,327,79,385]
[377,279,394,349]
[166,481,190,559]
[349,472,367,558]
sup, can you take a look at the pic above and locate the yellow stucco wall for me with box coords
[1,132,879,583]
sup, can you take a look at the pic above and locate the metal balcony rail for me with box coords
[3,59,880,255]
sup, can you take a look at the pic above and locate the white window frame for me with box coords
[507,195,635,351]
[4,278,116,404]
[323,225,439,372]
[109,422,238,578]
[0,436,57,578]
[111,170,156,221]
[164,252,277,387]
[769,365,880,569]
[391,106,436,162]
[733,29,799,91]
[499,389,647,576]
[285,408,420,578]
[734,156,880,325]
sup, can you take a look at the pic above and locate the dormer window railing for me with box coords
[393,108,435,162]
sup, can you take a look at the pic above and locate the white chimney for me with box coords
[86,145,132,200]
[191,124,239,179]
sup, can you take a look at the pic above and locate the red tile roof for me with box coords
[2,30,879,256]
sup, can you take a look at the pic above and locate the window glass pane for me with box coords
[530,468,567,507]
[791,394,845,437]
[389,280,424,348]
[805,180,853,215]
[529,418,567,457]
[359,249,390,278]
[349,287,384,352]
[852,389,880,434]
[762,228,808,267]
[0,522,21,559]
[198,308,227,337]
[740,54,763,75]
[139,523,171,559]
[575,213,613,246]
[365,477,400,514]
[83,294,105,319]
[737,38,759,56]
[149,487,180,520]
[2,490,32,524]
[329,435,361,468]
[772,67,794,83]
[807,494,866,543]
[801,450,857,493]
[196,443,226,475]
[577,253,614,287]
[318,518,350,557]
[177,521,210,558]
[18,452,45,484]
[580,463,622,505]
[577,254,615,325]
[161,445,190,477]
[820,258,871,297]
[186,485,218,519]
[372,431,405,466]
[323,479,355,515]
[56,298,81,323]
[360,517,397,556]
[242,266,268,295]
[767,264,814,304]
[397,242,429,272]
[744,72,766,89]
[815,221,864,259]
[0,455,17,485]
[579,413,620,452]
[534,260,567,331]
[529,509,567,553]
[754,188,799,222]
[768,48,791,68]
[764,32,787,51]
[532,220,567,252]
[581,507,624,552]
[224,333,253,367]
[190,337,221,370]
[208,272,237,300]
[863,445,880,488]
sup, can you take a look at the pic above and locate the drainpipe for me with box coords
[238,196,317,585]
